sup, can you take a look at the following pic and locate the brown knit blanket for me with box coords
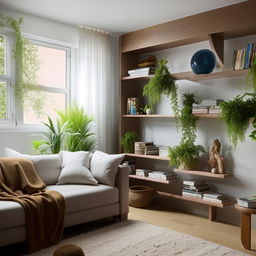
[0,158,65,253]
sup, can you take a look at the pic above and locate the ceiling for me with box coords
[0,0,246,34]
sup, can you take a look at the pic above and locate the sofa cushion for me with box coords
[57,151,97,185]
[5,148,62,185]
[90,151,125,186]
[0,184,119,230]
[48,184,118,213]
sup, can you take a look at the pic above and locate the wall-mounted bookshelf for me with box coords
[173,169,233,179]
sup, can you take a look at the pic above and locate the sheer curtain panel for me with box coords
[76,27,118,153]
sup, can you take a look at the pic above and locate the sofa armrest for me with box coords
[115,166,129,216]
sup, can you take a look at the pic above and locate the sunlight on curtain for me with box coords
[76,28,119,153]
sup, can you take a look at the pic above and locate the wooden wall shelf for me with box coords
[156,191,233,208]
[173,169,232,178]
[122,114,219,119]
[129,175,175,184]
[126,153,169,161]
[122,69,248,82]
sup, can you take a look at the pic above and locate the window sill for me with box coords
[0,124,47,132]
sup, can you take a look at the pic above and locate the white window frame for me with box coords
[0,32,72,130]
[0,28,15,125]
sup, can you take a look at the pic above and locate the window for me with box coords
[0,31,14,124]
[24,41,70,124]
[0,34,71,127]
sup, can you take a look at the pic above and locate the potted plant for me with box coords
[121,131,139,153]
[168,93,205,169]
[144,104,153,115]
[143,59,179,119]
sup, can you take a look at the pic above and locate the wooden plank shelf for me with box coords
[122,114,219,118]
[156,191,233,208]
[173,168,233,178]
[129,175,176,184]
[126,153,169,161]
[122,69,248,82]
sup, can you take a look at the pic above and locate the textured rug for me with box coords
[30,220,248,256]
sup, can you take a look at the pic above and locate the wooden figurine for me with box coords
[208,139,224,174]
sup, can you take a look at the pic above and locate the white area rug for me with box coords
[30,220,248,256]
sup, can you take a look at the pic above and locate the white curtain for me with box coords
[76,27,119,153]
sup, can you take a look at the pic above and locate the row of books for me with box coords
[135,169,178,181]
[233,43,256,70]
[192,99,223,114]
[128,67,156,77]
[237,196,256,208]
[182,180,230,203]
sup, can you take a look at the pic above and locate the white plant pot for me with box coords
[146,108,152,115]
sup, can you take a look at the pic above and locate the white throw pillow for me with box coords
[4,148,62,185]
[90,151,125,186]
[58,151,97,185]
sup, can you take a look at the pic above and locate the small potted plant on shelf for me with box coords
[121,131,139,153]
[168,93,205,169]
[144,103,153,115]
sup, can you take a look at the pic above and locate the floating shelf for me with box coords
[129,175,176,184]
[122,69,248,82]
[156,191,233,208]
[122,114,219,119]
[126,153,169,161]
[173,168,233,178]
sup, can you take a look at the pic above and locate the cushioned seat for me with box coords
[0,184,119,230]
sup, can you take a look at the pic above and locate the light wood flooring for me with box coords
[129,204,256,255]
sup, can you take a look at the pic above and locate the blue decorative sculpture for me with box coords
[191,49,216,74]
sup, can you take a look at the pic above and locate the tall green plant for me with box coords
[0,15,42,115]
[143,59,179,118]
[168,94,205,168]
[220,93,256,148]
[121,131,139,153]
[58,105,97,152]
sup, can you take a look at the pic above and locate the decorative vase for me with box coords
[129,185,155,208]
[146,108,152,115]
[191,49,216,74]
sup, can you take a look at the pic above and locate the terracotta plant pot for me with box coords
[129,185,155,208]
[179,160,197,170]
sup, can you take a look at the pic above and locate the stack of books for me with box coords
[192,99,223,114]
[237,196,256,208]
[233,43,256,70]
[135,169,151,177]
[203,192,230,204]
[145,143,159,155]
[182,180,209,198]
[121,160,136,175]
[128,67,156,77]
[148,170,178,181]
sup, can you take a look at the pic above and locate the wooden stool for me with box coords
[235,204,256,250]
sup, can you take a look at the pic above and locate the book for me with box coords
[202,197,230,204]
[244,43,253,69]
[232,50,237,70]
[240,49,246,69]
[192,108,208,114]
[203,192,226,199]
[183,180,205,187]
[183,184,209,192]
[128,67,156,76]
[237,196,256,208]
[235,49,242,70]
[208,108,221,114]
[182,189,205,196]
[135,169,151,177]
[182,191,203,198]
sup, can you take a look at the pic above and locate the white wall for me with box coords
[0,7,79,156]
[139,34,256,227]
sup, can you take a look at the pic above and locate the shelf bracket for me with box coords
[208,33,225,70]
[208,206,217,221]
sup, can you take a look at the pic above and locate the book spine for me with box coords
[232,50,237,70]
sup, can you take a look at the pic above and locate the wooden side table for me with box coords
[235,204,256,250]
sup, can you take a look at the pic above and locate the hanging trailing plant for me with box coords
[168,93,205,169]
[246,57,256,92]
[0,15,42,115]
[220,93,256,148]
[143,59,179,119]
[249,119,256,141]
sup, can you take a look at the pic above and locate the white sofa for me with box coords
[0,165,129,247]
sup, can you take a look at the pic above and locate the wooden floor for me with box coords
[129,204,256,255]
